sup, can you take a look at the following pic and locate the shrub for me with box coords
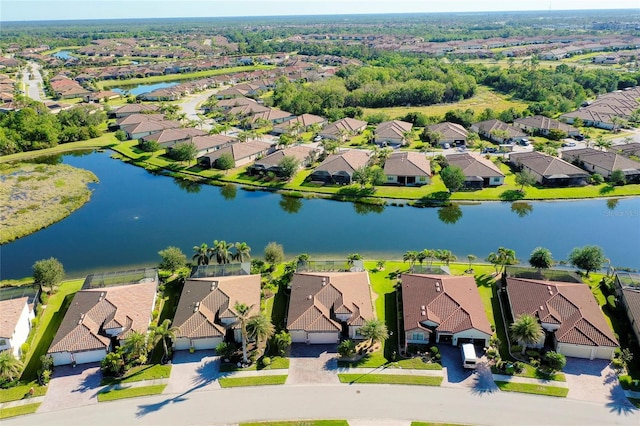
[486,348,498,360]
[338,339,356,358]
[261,356,271,367]
[590,173,604,185]
[20,343,30,356]
[612,357,626,371]
[114,129,128,141]
[216,341,236,360]
[39,368,52,385]
[430,346,439,355]
[607,295,617,310]
[525,349,540,358]
[511,345,522,353]
[152,310,159,320]
[31,317,39,328]
[514,362,525,374]
[544,351,567,372]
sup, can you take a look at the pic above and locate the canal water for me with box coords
[1,150,638,279]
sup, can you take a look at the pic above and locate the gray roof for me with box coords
[509,151,589,178]
[384,151,431,177]
[313,149,370,175]
[446,153,504,178]
[253,145,317,168]
[562,148,640,173]
[471,119,526,138]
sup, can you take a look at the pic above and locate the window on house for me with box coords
[411,333,423,341]
[0,339,6,346]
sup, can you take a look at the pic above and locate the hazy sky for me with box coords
[2,0,639,22]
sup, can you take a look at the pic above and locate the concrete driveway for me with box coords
[439,344,497,394]
[286,344,339,385]
[164,350,220,395]
[563,357,630,405]
[38,363,102,413]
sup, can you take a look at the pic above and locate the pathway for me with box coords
[37,363,102,413]
[286,344,340,385]
[163,350,220,395]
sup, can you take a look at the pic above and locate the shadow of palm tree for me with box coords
[499,189,525,201]
[606,387,638,415]
[600,185,615,195]
[469,363,499,396]
[136,358,219,418]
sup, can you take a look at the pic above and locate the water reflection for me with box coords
[220,183,237,200]
[353,201,384,215]
[279,195,303,214]
[606,198,619,210]
[511,202,534,218]
[438,204,463,224]
[173,177,201,194]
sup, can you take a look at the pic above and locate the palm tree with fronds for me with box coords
[121,331,148,365]
[423,249,436,267]
[467,254,477,272]
[510,314,544,354]
[233,242,251,263]
[247,314,275,353]
[359,319,389,348]
[211,240,235,265]
[439,250,457,266]
[150,319,178,363]
[234,302,253,364]
[496,247,518,274]
[0,350,23,383]
[192,243,210,266]
[403,251,418,271]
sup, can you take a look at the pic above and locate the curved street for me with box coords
[21,61,45,103]
[5,383,638,426]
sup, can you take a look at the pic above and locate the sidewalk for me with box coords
[337,366,444,377]
[0,396,46,410]
[492,373,569,387]
[100,378,169,392]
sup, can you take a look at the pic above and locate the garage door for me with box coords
[194,337,222,350]
[558,344,592,359]
[74,349,106,364]
[308,332,338,344]
[52,352,73,366]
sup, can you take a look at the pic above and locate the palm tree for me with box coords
[423,249,436,267]
[211,240,235,265]
[467,254,477,272]
[438,250,457,266]
[359,319,389,347]
[233,242,251,263]
[403,251,418,271]
[0,350,23,383]
[192,243,210,266]
[529,247,554,270]
[496,247,518,274]
[234,302,253,364]
[510,314,544,354]
[121,331,148,364]
[247,314,275,352]
[150,319,177,363]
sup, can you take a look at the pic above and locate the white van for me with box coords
[461,343,478,369]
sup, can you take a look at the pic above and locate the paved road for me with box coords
[21,61,45,102]
[5,383,637,426]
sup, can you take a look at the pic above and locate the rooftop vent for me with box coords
[420,309,426,316]
[307,295,312,300]
[540,305,545,311]
[420,305,426,310]
[78,313,85,325]
[194,302,200,313]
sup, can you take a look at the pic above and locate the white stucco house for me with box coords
[0,296,35,357]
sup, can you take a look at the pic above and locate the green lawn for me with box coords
[22,279,84,381]
[218,375,288,388]
[241,421,348,426]
[0,403,42,419]
[517,364,566,382]
[412,423,471,426]
[494,381,569,397]
[0,382,47,403]
[100,364,172,386]
[219,357,289,372]
[338,374,443,386]
[0,133,119,164]
[97,384,167,402]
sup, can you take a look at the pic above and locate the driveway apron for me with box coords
[563,357,630,405]
[286,344,339,385]
[164,350,221,395]
[38,363,102,413]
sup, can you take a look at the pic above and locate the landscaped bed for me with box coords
[100,364,172,386]
[218,375,288,388]
[0,403,42,419]
[219,357,289,372]
[97,384,167,402]
[338,374,443,386]
[494,381,569,397]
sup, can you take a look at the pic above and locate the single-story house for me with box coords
[319,117,368,141]
[0,286,39,357]
[226,102,270,118]
[383,151,431,186]
[446,153,505,188]
[505,277,618,359]
[374,120,413,146]
[286,272,375,344]
[47,272,158,366]
[426,122,469,147]
[213,96,259,112]
[249,145,320,176]
[112,103,160,118]
[514,115,580,137]
[116,113,166,128]
[247,108,296,128]
[470,119,527,143]
[561,109,615,130]
[84,90,121,103]
[271,113,327,135]
[172,275,261,351]
[141,128,207,149]
[190,134,237,157]
[615,272,640,345]
[199,140,272,168]
[402,274,493,348]
[309,149,371,185]
[609,142,640,158]
[561,148,640,182]
[509,151,589,187]
[121,119,182,140]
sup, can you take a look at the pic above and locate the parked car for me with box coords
[573,134,585,141]
[314,136,322,142]
[481,147,498,154]
[562,141,577,147]
[518,138,530,146]
[443,143,451,149]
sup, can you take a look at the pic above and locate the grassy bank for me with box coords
[338,374,443,386]
[97,65,274,89]
[97,384,167,402]
[494,381,569,397]
[0,403,42,419]
[0,382,47,403]
[218,375,288,388]
[0,133,119,164]
[100,365,172,386]
[0,162,99,244]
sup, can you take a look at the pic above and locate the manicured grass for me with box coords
[494,381,569,397]
[218,375,288,388]
[0,403,42,419]
[1,163,99,243]
[241,421,348,426]
[220,357,290,372]
[97,384,167,402]
[0,382,47,403]
[361,86,528,119]
[21,280,84,381]
[100,364,172,386]
[338,374,443,386]
[0,133,119,164]
[412,423,471,426]
[97,65,274,89]
[628,398,640,409]
[517,364,566,382]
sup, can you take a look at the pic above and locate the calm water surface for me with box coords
[112,82,179,96]
[1,151,638,279]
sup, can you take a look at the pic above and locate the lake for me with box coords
[53,50,75,60]
[1,150,639,279]
[112,82,179,96]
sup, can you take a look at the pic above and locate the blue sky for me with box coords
[2,0,639,22]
